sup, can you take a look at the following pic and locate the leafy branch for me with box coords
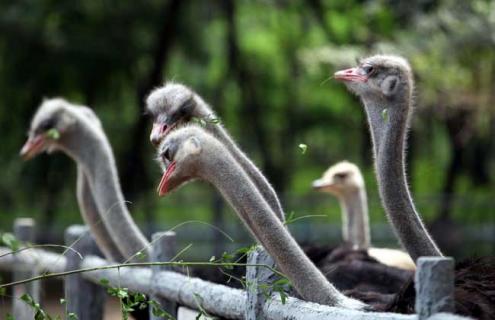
[0,260,287,289]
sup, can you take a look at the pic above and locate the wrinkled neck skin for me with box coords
[196,145,365,309]
[193,99,285,223]
[338,188,370,250]
[76,167,125,262]
[363,94,442,261]
[60,121,150,261]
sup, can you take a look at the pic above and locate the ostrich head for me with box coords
[312,161,364,197]
[334,55,413,109]
[20,98,100,160]
[146,82,213,146]
[334,55,414,156]
[156,125,209,196]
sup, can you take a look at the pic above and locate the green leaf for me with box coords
[206,116,221,124]
[149,299,174,318]
[136,251,147,260]
[273,278,291,286]
[298,143,308,154]
[279,291,288,304]
[59,298,66,305]
[99,278,109,286]
[209,256,216,262]
[2,233,20,251]
[116,288,129,299]
[285,211,296,224]
[133,292,146,303]
[235,245,256,256]
[20,293,34,306]
[67,312,78,320]
[46,128,61,140]
[221,252,234,262]
[381,108,389,123]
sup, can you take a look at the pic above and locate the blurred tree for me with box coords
[0,0,492,256]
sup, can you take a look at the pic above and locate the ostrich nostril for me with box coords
[150,134,160,146]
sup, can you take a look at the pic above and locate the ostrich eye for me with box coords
[37,118,55,132]
[335,173,347,180]
[362,64,374,75]
[179,97,195,117]
[162,147,172,162]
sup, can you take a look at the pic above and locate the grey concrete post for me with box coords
[65,225,106,320]
[150,231,177,319]
[245,246,276,320]
[415,257,455,319]
[13,218,40,320]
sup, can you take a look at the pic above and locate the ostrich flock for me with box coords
[19,55,494,319]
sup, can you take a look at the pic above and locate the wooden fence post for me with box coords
[415,257,455,319]
[65,225,106,320]
[245,246,276,320]
[150,231,177,319]
[13,218,39,320]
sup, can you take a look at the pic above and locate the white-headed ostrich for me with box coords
[21,99,150,261]
[146,83,285,223]
[156,125,366,309]
[334,55,495,319]
[312,161,415,270]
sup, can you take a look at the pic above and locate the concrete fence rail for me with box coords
[0,218,471,320]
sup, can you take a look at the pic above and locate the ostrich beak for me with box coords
[150,122,177,147]
[20,135,46,160]
[157,161,177,197]
[334,67,367,82]
[150,122,168,146]
[312,179,336,192]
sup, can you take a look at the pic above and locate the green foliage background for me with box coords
[0,0,493,255]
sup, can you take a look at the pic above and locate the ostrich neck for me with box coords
[361,97,386,158]
[76,167,125,262]
[339,189,370,250]
[206,120,285,222]
[200,150,364,308]
[63,124,150,261]
[364,98,442,261]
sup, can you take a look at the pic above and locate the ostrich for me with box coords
[146,83,285,223]
[312,161,415,270]
[21,99,150,261]
[334,55,495,318]
[146,84,412,296]
[75,167,125,262]
[155,125,366,309]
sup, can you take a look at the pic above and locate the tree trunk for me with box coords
[437,109,472,220]
[221,0,284,193]
[121,0,185,202]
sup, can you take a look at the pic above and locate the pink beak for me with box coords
[157,161,177,197]
[20,135,46,160]
[334,67,368,82]
[150,122,177,147]
[312,179,337,192]
[150,123,167,146]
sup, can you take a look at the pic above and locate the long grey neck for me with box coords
[76,167,125,262]
[363,97,442,261]
[338,189,370,250]
[63,122,150,261]
[361,96,386,159]
[205,118,285,223]
[200,147,364,309]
